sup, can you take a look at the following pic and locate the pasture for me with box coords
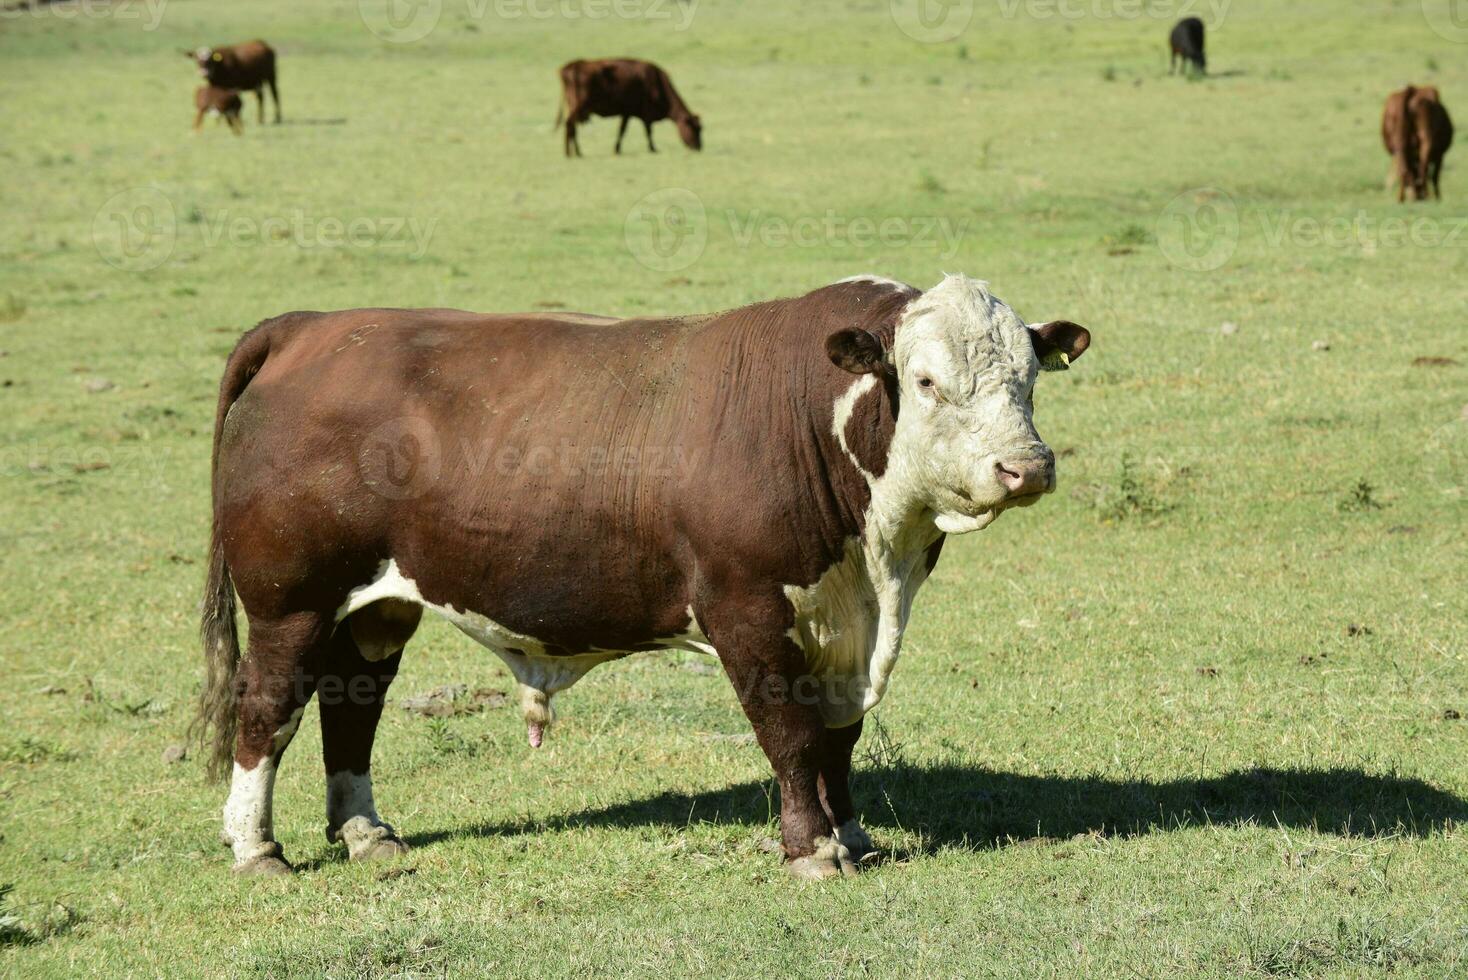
[2,0,1466,975]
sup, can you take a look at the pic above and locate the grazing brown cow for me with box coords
[194,86,243,135]
[184,40,279,125]
[554,58,701,157]
[195,275,1090,878]
[1382,86,1454,202]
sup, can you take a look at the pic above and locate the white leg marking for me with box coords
[223,759,280,864]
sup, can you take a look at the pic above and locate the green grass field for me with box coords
[2,0,1466,975]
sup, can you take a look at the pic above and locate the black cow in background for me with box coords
[1170,17,1206,76]
[184,40,280,125]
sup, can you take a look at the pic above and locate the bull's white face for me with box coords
[828,275,1088,536]
[891,277,1051,533]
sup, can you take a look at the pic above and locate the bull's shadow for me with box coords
[406,763,1467,853]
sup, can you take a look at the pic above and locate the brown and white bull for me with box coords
[195,275,1090,878]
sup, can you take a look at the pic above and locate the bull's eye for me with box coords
[917,377,934,389]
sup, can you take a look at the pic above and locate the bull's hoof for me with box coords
[786,837,859,880]
[232,844,293,876]
[330,817,410,862]
[353,835,410,862]
[834,819,879,864]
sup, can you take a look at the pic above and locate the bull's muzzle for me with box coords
[994,455,1055,500]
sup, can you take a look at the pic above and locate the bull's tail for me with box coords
[190,323,275,781]
[554,63,585,132]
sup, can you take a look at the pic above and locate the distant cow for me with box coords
[1382,86,1454,202]
[1169,17,1206,76]
[194,86,243,135]
[184,40,279,125]
[195,275,1090,879]
[555,58,701,157]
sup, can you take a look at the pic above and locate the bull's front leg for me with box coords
[704,602,860,879]
[818,718,876,863]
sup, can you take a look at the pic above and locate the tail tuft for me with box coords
[191,538,240,781]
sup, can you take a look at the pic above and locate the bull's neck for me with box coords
[664,84,691,121]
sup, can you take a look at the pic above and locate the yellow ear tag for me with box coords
[1039,350,1070,372]
[212,52,223,61]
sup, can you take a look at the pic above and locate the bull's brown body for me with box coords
[204,281,910,874]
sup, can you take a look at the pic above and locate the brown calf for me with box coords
[194,86,243,135]
[184,40,280,125]
[555,58,701,157]
[1382,86,1454,202]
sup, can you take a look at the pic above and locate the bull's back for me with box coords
[572,59,666,118]
[216,308,704,631]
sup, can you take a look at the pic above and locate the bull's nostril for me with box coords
[994,461,1024,492]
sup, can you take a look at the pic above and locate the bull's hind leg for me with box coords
[222,612,325,874]
[320,600,420,861]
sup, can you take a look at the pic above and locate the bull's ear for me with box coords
[1029,320,1091,372]
[826,328,886,375]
